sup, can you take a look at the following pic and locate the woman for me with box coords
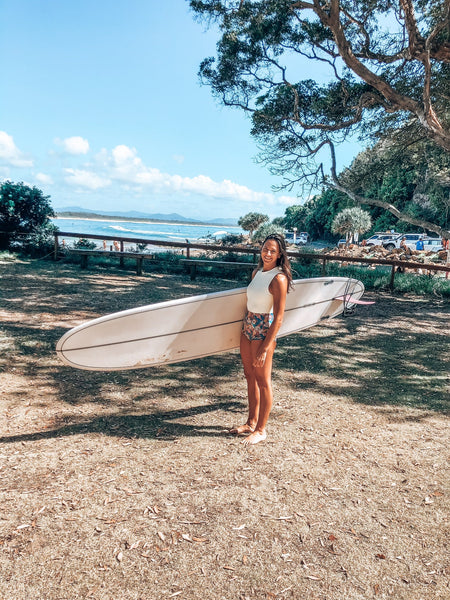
[230,234,293,445]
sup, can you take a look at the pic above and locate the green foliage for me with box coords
[0,181,56,251]
[221,233,246,246]
[341,138,450,233]
[305,190,353,240]
[278,137,450,239]
[271,216,284,227]
[237,212,269,236]
[20,228,57,257]
[331,207,372,242]
[252,222,284,242]
[281,189,352,240]
[283,204,308,231]
[191,1,450,232]
[74,238,97,250]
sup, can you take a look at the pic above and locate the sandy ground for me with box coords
[0,258,449,600]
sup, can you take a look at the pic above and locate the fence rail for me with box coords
[53,231,450,290]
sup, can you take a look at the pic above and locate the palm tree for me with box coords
[332,208,372,245]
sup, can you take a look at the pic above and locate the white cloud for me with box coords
[97,144,298,206]
[35,172,54,185]
[0,131,34,167]
[65,168,110,190]
[56,136,90,155]
[57,143,298,210]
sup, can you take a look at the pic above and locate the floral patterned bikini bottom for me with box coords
[242,311,273,341]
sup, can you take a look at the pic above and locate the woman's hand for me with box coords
[253,347,268,368]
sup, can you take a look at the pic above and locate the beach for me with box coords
[52,216,244,246]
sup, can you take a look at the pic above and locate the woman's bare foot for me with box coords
[229,423,255,435]
[242,430,267,446]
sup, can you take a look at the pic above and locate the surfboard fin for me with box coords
[335,293,375,316]
[336,295,375,305]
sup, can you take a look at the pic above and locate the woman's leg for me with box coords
[230,333,260,434]
[242,340,276,446]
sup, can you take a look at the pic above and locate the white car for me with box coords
[421,237,443,252]
[365,232,402,247]
[285,231,308,245]
[385,234,443,252]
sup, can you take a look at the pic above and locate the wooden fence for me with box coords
[53,231,450,290]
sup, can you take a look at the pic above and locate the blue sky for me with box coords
[0,0,362,221]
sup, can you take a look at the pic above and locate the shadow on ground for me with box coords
[0,399,243,444]
[2,260,449,447]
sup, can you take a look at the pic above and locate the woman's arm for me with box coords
[253,273,288,365]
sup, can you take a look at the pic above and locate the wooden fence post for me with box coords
[389,265,397,291]
[136,257,143,276]
[120,240,124,268]
[54,234,59,260]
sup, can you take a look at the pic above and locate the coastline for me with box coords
[54,215,239,229]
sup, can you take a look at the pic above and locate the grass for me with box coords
[0,256,449,600]
[52,247,450,296]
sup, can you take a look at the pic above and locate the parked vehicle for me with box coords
[285,231,308,245]
[385,233,443,251]
[364,232,402,247]
[421,237,443,252]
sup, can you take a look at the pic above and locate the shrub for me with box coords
[74,238,97,250]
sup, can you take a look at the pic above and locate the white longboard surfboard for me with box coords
[56,277,365,371]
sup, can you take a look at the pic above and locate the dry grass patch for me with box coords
[0,258,449,600]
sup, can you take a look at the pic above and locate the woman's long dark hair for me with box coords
[257,234,294,291]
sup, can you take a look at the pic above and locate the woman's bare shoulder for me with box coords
[274,271,288,283]
[270,271,288,291]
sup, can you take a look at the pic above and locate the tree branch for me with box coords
[329,178,450,238]
[307,0,450,151]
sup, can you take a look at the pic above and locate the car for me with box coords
[387,233,423,250]
[421,237,443,252]
[285,231,308,245]
[365,232,402,247]
[388,233,442,251]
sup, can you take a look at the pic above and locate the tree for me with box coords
[238,211,269,237]
[190,0,450,236]
[331,206,372,243]
[283,204,309,231]
[340,137,450,232]
[298,136,450,237]
[0,181,55,251]
[252,221,285,242]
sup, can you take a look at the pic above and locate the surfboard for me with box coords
[56,276,365,371]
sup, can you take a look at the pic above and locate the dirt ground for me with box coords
[0,258,449,600]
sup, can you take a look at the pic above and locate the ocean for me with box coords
[52,217,243,245]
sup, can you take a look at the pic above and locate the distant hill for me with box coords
[54,206,238,226]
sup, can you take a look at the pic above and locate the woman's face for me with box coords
[261,239,281,270]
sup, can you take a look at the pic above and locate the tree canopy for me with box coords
[252,221,285,241]
[191,0,450,236]
[331,206,372,243]
[238,211,269,236]
[0,181,55,251]
[278,135,449,240]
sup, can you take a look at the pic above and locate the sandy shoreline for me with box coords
[53,216,240,230]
